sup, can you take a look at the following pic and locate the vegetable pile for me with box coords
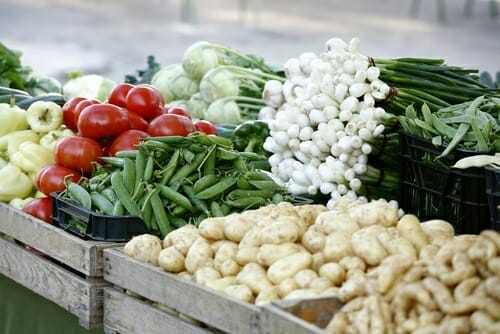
[57,132,296,237]
[259,37,499,207]
[149,41,284,124]
[124,200,500,333]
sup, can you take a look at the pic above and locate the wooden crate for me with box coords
[0,236,107,329]
[103,287,214,334]
[0,202,123,329]
[104,247,261,334]
[260,297,343,334]
[0,202,122,277]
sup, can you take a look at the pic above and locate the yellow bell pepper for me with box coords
[0,102,29,137]
[0,130,40,160]
[0,164,34,202]
[11,142,54,174]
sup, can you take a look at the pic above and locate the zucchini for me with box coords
[15,93,65,109]
[0,86,30,96]
[0,94,32,105]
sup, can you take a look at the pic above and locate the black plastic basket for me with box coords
[485,167,500,232]
[51,193,148,242]
[399,132,492,234]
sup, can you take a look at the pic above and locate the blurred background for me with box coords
[0,0,498,82]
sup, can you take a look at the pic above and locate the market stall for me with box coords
[0,36,498,334]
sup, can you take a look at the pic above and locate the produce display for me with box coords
[0,34,499,334]
[124,200,500,333]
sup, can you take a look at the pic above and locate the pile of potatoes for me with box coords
[123,199,500,334]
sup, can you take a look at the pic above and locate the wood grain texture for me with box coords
[104,248,261,334]
[0,236,108,330]
[0,202,122,276]
[104,287,213,334]
[260,298,341,334]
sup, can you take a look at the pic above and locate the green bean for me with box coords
[182,185,210,216]
[139,193,154,231]
[156,183,193,211]
[225,197,268,209]
[90,192,114,215]
[111,171,141,217]
[143,135,190,146]
[113,201,125,216]
[67,182,92,209]
[168,151,207,185]
[172,205,188,216]
[215,147,239,160]
[195,176,238,200]
[202,145,216,175]
[167,214,187,228]
[115,150,139,159]
[248,180,283,190]
[226,189,274,200]
[210,201,224,217]
[236,176,253,190]
[100,156,126,168]
[143,155,155,183]
[150,190,172,237]
[134,150,146,191]
[193,174,218,194]
[239,151,268,161]
[233,156,249,173]
[183,149,196,164]
[437,95,483,159]
[101,188,118,203]
[159,149,181,185]
[140,140,173,151]
[190,132,233,148]
[122,158,136,195]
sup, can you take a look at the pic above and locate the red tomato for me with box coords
[194,120,218,135]
[71,99,100,131]
[127,111,148,131]
[167,105,191,119]
[55,136,103,173]
[36,164,82,196]
[22,197,53,224]
[62,97,86,131]
[108,83,135,107]
[110,129,149,155]
[147,113,195,137]
[77,103,130,139]
[125,85,163,121]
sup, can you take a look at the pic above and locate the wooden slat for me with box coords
[0,236,108,329]
[0,202,122,277]
[103,287,213,334]
[260,297,342,334]
[104,248,261,334]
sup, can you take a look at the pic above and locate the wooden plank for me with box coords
[104,248,261,334]
[103,287,213,334]
[260,298,343,334]
[0,236,108,330]
[0,202,122,277]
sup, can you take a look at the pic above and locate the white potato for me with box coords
[223,214,254,242]
[256,242,301,267]
[267,252,313,284]
[323,231,353,262]
[259,220,299,244]
[158,246,185,273]
[123,234,163,266]
[184,237,214,274]
[198,217,226,240]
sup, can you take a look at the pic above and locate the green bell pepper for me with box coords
[232,120,270,155]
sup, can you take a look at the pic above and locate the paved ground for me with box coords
[0,0,498,83]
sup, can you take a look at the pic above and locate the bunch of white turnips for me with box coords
[259,37,396,209]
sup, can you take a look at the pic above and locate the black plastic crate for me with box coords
[399,132,492,234]
[51,193,148,242]
[485,167,500,231]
